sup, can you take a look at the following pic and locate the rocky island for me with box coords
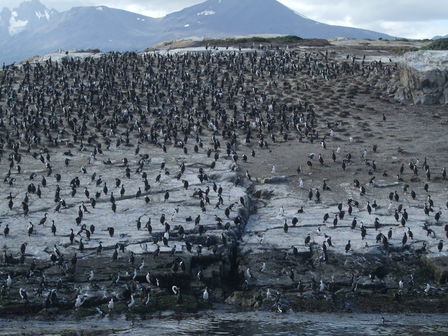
[0,39,447,320]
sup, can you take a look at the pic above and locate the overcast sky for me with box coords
[1,0,447,39]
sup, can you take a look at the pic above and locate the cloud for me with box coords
[282,0,448,23]
[280,0,448,38]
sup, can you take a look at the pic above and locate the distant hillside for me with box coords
[432,34,448,40]
[149,35,330,51]
[425,38,448,50]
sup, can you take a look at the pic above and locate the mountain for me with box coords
[432,34,448,40]
[18,6,158,51]
[0,0,59,62]
[0,0,394,64]
[161,0,390,40]
[0,0,56,37]
[0,1,159,64]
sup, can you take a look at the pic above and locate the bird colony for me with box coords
[0,46,447,316]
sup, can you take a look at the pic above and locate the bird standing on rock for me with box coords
[345,240,351,253]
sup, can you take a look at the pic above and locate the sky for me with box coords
[1,0,447,39]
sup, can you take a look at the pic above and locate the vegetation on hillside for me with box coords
[204,35,304,45]
[199,35,332,48]
[424,38,448,50]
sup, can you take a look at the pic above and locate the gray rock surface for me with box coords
[396,51,448,105]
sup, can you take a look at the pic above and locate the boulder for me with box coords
[396,51,448,105]
[421,256,448,284]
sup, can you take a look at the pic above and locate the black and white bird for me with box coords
[108,297,114,312]
[19,288,29,303]
[202,287,209,301]
[74,295,86,309]
[127,295,135,309]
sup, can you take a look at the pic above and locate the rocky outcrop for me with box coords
[396,51,448,105]
[422,256,448,284]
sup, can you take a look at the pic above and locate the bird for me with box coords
[292,217,298,226]
[74,295,86,309]
[39,213,48,225]
[127,295,135,309]
[19,288,29,303]
[107,298,114,312]
[172,285,180,295]
[51,221,56,235]
[291,246,299,257]
[283,220,288,233]
[20,242,28,255]
[402,233,408,246]
[107,227,115,237]
[3,224,9,237]
[407,227,414,240]
[27,223,34,237]
[333,215,338,227]
[96,242,103,255]
[88,270,95,282]
[6,274,12,288]
[374,218,380,230]
[319,280,325,292]
[304,234,311,246]
[202,287,209,301]
[345,240,351,253]
[351,217,357,229]
[245,268,254,280]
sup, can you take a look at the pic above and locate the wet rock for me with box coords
[155,294,198,312]
[225,291,260,308]
[421,256,448,284]
[252,189,274,200]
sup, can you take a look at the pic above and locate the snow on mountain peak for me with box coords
[9,11,28,35]
[197,10,216,16]
[35,9,50,20]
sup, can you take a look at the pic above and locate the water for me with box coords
[2,311,448,336]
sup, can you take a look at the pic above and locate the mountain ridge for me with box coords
[432,34,448,40]
[0,0,395,64]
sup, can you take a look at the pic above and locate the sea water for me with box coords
[1,311,448,335]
